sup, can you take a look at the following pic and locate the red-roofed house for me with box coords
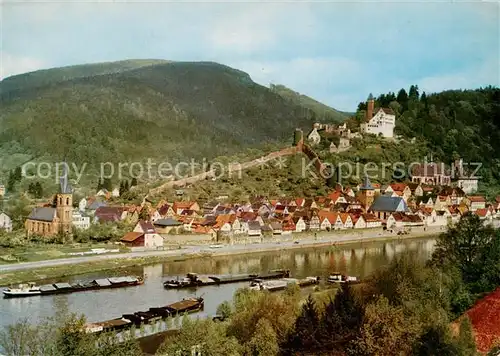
[467,196,487,212]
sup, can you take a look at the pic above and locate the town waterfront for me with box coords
[0,237,436,331]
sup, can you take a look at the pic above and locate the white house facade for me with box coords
[0,212,12,232]
[360,97,395,138]
[72,211,90,230]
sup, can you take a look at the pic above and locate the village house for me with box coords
[466,196,486,212]
[94,206,127,223]
[247,221,262,237]
[318,211,343,230]
[292,216,307,233]
[72,210,90,230]
[0,212,12,232]
[352,214,366,229]
[269,221,283,235]
[411,162,451,186]
[307,127,321,146]
[172,201,200,215]
[0,184,5,197]
[475,208,493,223]
[362,213,382,228]
[359,94,396,138]
[153,217,182,234]
[452,158,479,194]
[157,204,175,218]
[121,221,163,248]
[25,168,73,237]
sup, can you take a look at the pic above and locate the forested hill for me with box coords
[352,86,500,187]
[0,60,342,173]
[269,84,349,123]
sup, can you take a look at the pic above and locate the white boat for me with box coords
[3,283,42,297]
[328,272,359,284]
[209,244,223,249]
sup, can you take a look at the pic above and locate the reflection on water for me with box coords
[0,237,436,329]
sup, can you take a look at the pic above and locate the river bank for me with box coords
[0,226,441,286]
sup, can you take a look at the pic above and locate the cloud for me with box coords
[0,53,47,80]
[417,58,499,94]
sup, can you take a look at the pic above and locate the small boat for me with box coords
[249,276,320,292]
[3,276,144,298]
[2,283,41,297]
[328,272,359,284]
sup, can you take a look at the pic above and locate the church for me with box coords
[25,166,73,236]
[359,94,396,138]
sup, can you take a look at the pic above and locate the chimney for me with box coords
[366,93,374,121]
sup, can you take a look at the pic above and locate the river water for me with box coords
[0,237,436,330]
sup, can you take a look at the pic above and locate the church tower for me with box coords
[358,174,375,212]
[56,163,73,234]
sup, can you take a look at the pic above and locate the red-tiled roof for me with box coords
[469,196,486,203]
[121,232,143,242]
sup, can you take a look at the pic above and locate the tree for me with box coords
[333,282,364,332]
[284,296,321,353]
[245,318,279,356]
[103,178,113,192]
[7,171,16,193]
[14,166,22,181]
[409,84,420,100]
[457,316,476,356]
[158,318,241,356]
[351,296,420,356]
[216,301,233,320]
[119,181,125,196]
[35,182,43,199]
[396,88,409,109]
[430,213,499,292]
[413,324,460,356]
[138,207,149,221]
[123,180,130,192]
[130,177,138,187]
[96,177,104,192]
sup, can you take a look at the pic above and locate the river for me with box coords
[0,237,436,331]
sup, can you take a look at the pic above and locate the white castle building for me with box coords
[360,95,395,138]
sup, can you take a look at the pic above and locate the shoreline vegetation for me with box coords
[0,227,439,286]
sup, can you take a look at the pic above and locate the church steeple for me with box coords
[59,163,72,194]
[360,174,374,191]
[358,174,375,212]
[56,163,73,234]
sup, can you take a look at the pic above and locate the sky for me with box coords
[1,0,499,111]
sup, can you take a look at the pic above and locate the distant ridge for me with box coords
[269,84,349,123]
[0,59,348,179]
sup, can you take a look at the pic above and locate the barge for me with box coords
[85,297,204,334]
[163,269,290,289]
[3,276,143,298]
[249,276,320,292]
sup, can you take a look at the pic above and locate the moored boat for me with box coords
[85,297,204,334]
[2,283,41,298]
[328,272,359,284]
[163,269,290,289]
[3,276,144,298]
[249,276,320,292]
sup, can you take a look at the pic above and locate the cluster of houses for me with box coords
[100,176,496,248]
[0,160,495,251]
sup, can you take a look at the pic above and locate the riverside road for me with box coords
[0,226,444,273]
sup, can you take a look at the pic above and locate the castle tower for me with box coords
[56,163,73,234]
[366,93,374,121]
[358,174,375,212]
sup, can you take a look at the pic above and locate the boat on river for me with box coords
[163,269,290,289]
[328,272,360,284]
[249,276,320,292]
[85,297,204,334]
[3,276,144,298]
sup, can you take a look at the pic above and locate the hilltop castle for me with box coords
[360,94,395,138]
